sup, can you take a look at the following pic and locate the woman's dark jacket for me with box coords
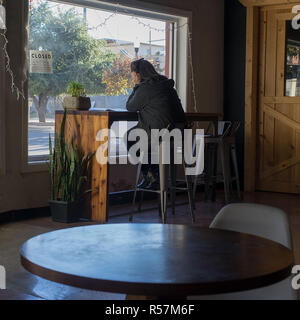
[126,76,187,134]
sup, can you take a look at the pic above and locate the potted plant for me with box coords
[63,81,91,110]
[48,108,95,222]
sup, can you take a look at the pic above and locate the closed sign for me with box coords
[30,50,53,74]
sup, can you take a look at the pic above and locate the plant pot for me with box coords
[62,96,91,110]
[49,199,83,223]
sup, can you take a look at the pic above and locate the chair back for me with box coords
[228,121,241,137]
[210,203,293,249]
[218,121,232,136]
[205,121,231,136]
[189,203,297,300]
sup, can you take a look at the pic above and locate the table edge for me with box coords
[20,248,294,297]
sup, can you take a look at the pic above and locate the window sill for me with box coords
[22,154,132,174]
[21,161,49,174]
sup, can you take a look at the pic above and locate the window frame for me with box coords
[22,0,191,170]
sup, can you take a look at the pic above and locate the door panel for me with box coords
[258,6,300,193]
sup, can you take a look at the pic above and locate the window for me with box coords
[285,21,300,96]
[27,0,188,162]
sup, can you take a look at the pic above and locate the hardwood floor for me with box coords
[0,191,299,300]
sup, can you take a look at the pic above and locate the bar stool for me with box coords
[192,121,241,204]
[226,122,241,199]
[129,130,195,224]
[191,121,230,203]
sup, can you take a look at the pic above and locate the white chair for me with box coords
[188,203,297,300]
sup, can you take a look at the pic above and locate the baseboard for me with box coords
[0,191,157,224]
[0,206,51,224]
[0,183,229,224]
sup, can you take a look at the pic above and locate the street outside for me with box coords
[28,119,130,158]
[28,120,54,157]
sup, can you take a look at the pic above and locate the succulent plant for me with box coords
[66,81,86,97]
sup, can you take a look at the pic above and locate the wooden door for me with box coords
[258,5,300,193]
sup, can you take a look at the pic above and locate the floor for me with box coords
[0,191,300,300]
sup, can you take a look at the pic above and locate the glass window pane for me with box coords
[28,0,173,160]
[285,21,300,96]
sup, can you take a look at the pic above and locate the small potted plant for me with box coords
[48,109,95,222]
[63,81,91,110]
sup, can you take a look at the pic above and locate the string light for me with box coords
[187,24,197,113]
[88,11,118,31]
[0,0,25,100]
[93,1,197,111]
[79,0,197,112]
[0,0,6,29]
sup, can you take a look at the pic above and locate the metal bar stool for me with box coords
[225,122,241,199]
[191,121,230,203]
[192,121,241,204]
[130,129,195,224]
[167,129,206,211]
[205,121,241,203]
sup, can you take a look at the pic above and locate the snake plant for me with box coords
[49,108,95,202]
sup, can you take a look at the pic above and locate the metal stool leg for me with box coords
[231,144,241,199]
[170,162,176,216]
[204,145,212,201]
[130,161,143,222]
[183,162,195,223]
[224,141,233,197]
[192,174,199,209]
[219,141,230,203]
[191,134,198,208]
[160,190,167,224]
[159,142,169,224]
[160,167,168,224]
[205,144,217,201]
[210,143,218,202]
[158,202,162,217]
[138,191,144,212]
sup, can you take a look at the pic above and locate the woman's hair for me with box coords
[130,58,166,83]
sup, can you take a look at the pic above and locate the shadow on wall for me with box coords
[224,0,246,189]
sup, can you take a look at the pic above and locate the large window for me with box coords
[27,0,186,161]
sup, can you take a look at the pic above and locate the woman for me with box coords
[125,58,187,189]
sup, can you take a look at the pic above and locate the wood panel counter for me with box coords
[55,110,222,222]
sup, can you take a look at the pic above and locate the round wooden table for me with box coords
[20,224,294,299]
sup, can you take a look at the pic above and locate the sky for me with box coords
[86,8,166,46]
[34,0,167,46]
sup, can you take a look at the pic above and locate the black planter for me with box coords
[49,200,83,223]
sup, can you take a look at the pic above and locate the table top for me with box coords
[55,110,223,122]
[20,224,293,297]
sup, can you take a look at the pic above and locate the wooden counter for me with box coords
[55,110,222,222]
